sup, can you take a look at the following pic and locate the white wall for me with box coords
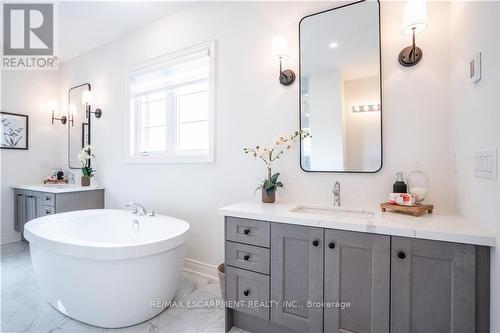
[56,1,454,269]
[0,70,63,243]
[448,2,500,331]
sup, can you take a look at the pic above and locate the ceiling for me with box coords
[59,1,190,62]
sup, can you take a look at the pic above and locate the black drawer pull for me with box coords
[243,255,250,261]
[243,290,250,296]
[46,210,51,214]
[397,251,406,259]
[312,240,319,247]
[45,197,51,201]
[243,229,250,235]
[329,242,335,249]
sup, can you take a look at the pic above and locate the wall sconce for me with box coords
[398,0,428,67]
[49,101,68,125]
[272,35,295,86]
[81,91,102,119]
[352,104,380,113]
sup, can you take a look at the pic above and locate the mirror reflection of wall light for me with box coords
[68,104,76,127]
[352,104,380,113]
[81,91,103,119]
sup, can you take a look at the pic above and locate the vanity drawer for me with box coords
[42,193,55,207]
[226,217,270,248]
[226,266,270,321]
[43,206,54,216]
[226,241,270,275]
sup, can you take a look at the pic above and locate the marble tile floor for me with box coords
[1,242,247,333]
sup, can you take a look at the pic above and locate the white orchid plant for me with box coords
[78,146,95,178]
[244,130,311,194]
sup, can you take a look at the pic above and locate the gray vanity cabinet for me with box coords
[224,216,489,333]
[391,237,476,333]
[270,223,324,333]
[324,230,390,333]
[14,188,104,236]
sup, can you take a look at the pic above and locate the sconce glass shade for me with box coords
[272,35,289,59]
[81,90,94,105]
[402,0,428,35]
[48,100,58,112]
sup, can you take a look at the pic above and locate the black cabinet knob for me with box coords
[243,290,250,296]
[243,255,250,261]
[328,242,335,249]
[397,251,406,259]
[243,229,250,235]
[312,240,319,247]
[46,210,51,215]
[46,197,50,201]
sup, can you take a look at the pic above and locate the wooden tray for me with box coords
[380,202,433,217]
[43,179,68,184]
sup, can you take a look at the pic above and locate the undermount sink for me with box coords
[291,206,375,219]
[42,184,74,188]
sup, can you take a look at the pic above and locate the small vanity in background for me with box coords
[219,201,495,333]
[13,184,104,237]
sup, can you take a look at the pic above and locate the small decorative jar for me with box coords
[81,176,91,187]
[407,163,429,203]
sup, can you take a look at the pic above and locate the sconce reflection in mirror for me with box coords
[49,100,73,126]
[81,91,102,119]
[352,104,380,113]
[399,0,428,67]
[272,35,295,86]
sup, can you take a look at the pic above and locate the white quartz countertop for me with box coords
[219,200,496,247]
[13,184,105,194]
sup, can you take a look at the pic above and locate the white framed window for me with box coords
[127,41,215,163]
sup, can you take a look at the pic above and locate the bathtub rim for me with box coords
[24,209,190,260]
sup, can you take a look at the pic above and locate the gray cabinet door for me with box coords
[270,223,324,333]
[25,192,43,221]
[391,237,476,333]
[324,230,390,333]
[32,192,43,219]
[14,191,26,233]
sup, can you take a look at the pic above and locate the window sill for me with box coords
[126,154,214,164]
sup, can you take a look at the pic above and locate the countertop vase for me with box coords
[81,176,91,186]
[262,189,276,203]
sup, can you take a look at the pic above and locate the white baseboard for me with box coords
[184,258,220,281]
[1,232,22,245]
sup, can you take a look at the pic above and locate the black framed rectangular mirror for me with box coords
[299,0,382,173]
[68,83,91,169]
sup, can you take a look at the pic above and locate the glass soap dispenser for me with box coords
[407,163,429,202]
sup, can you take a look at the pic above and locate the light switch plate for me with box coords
[474,149,497,179]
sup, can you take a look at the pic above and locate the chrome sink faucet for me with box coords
[333,181,341,207]
[126,202,148,216]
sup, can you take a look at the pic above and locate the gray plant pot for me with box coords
[81,176,90,186]
[262,189,276,203]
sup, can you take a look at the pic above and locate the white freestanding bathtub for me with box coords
[24,209,189,328]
